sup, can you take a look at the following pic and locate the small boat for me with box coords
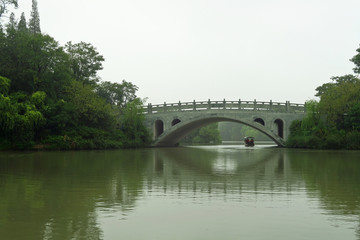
[244,137,255,147]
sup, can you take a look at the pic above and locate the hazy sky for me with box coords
[6,0,360,104]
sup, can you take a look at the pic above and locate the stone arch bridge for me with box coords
[143,99,306,147]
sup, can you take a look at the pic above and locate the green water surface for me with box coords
[0,146,360,239]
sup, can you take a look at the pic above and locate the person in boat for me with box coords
[244,137,255,147]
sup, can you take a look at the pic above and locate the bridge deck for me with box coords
[144,100,305,114]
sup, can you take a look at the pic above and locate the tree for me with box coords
[344,103,360,131]
[318,75,360,128]
[96,80,138,108]
[241,125,260,139]
[0,84,16,133]
[182,123,222,144]
[0,31,72,97]
[315,82,335,97]
[193,123,222,144]
[64,80,115,130]
[28,0,40,34]
[17,12,27,32]
[287,43,360,150]
[0,0,18,19]
[0,0,150,150]
[351,44,360,74]
[119,98,150,147]
[0,80,45,149]
[5,12,16,31]
[65,41,104,85]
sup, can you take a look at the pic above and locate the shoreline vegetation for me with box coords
[286,47,360,150]
[0,1,150,150]
[1,1,359,151]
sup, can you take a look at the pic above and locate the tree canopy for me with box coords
[0,4,150,150]
[350,45,360,74]
[28,0,40,34]
[0,0,18,19]
[65,41,104,85]
[287,46,360,149]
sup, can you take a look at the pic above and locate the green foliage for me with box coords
[351,44,360,74]
[65,41,104,85]
[0,4,150,150]
[6,12,16,31]
[0,75,10,94]
[37,99,73,138]
[119,98,150,147]
[219,122,242,141]
[182,123,221,145]
[96,80,138,108]
[17,12,27,32]
[0,0,18,18]
[0,28,72,97]
[30,90,46,107]
[344,103,360,131]
[28,0,40,34]
[219,122,271,141]
[345,131,360,150]
[0,93,15,131]
[241,126,259,139]
[318,75,360,129]
[0,90,45,149]
[301,100,322,134]
[287,46,360,150]
[193,123,221,144]
[41,130,123,150]
[289,120,302,136]
[65,80,115,130]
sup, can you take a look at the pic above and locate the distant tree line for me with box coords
[219,122,271,142]
[180,123,222,145]
[286,45,360,149]
[0,0,150,150]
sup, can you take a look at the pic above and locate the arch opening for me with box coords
[219,121,272,142]
[171,119,181,126]
[155,120,164,138]
[254,118,265,126]
[274,119,284,138]
[154,116,285,147]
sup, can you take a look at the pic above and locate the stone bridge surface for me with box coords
[143,99,306,147]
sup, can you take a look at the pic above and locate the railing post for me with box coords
[193,100,196,111]
[207,99,211,110]
[286,101,290,112]
[148,103,152,114]
[178,101,181,111]
[164,102,167,112]
[238,99,241,110]
[269,100,272,111]
[253,99,257,111]
[223,99,226,109]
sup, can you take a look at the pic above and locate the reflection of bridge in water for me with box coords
[144,147,302,196]
[143,100,306,147]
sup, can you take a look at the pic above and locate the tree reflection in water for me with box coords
[0,148,360,239]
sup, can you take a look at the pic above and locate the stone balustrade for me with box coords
[144,99,305,114]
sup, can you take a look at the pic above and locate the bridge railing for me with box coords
[144,99,306,114]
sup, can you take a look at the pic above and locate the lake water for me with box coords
[1,146,360,240]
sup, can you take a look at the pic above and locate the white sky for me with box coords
[6,0,360,104]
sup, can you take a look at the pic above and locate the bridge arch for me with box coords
[144,99,306,148]
[153,114,286,147]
